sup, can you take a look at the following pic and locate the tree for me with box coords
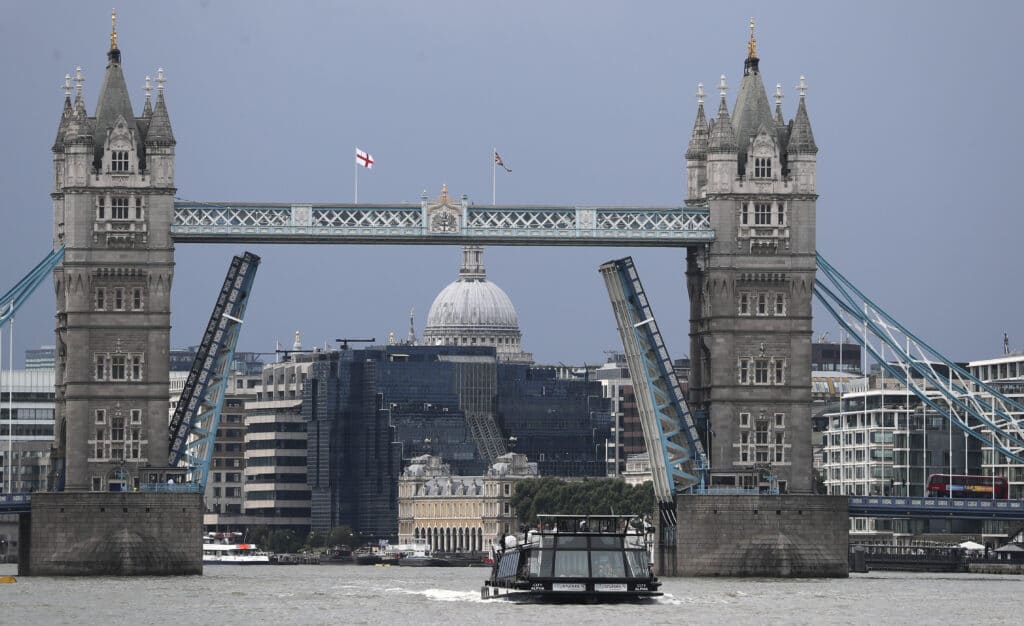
[510,478,655,526]
[266,529,303,554]
[328,525,361,548]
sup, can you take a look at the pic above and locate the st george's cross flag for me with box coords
[355,147,374,169]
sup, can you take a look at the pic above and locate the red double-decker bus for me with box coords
[926,474,1008,499]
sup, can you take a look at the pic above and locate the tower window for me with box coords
[777,203,786,226]
[131,356,144,381]
[754,157,772,178]
[754,359,770,384]
[111,356,127,380]
[757,293,768,315]
[114,287,125,311]
[111,150,130,172]
[111,197,130,220]
[739,412,751,428]
[774,293,786,316]
[95,355,107,380]
[738,359,750,384]
[739,292,750,315]
[754,203,771,225]
[95,287,106,311]
[774,360,785,385]
[132,287,144,311]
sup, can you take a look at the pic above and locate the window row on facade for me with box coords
[95,286,145,311]
[738,291,786,316]
[740,201,786,226]
[737,357,786,385]
[95,195,145,220]
[94,353,145,381]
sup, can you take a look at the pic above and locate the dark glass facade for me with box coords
[304,350,402,539]
[496,364,611,477]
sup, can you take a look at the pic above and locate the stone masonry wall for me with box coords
[24,492,201,576]
[667,495,848,577]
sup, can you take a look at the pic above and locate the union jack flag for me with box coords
[494,151,511,173]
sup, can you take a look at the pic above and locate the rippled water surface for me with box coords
[2,563,1021,625]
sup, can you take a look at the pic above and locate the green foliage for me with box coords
[327,525,361,548]
[306,530,326,549]
[247,525,269,546]
[266,529,303,554]
[510,477,655,526]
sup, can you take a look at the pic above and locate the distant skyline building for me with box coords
[422,243,532,364]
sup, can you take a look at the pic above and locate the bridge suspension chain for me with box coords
[814,252,1024,466]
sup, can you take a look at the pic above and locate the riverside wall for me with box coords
[22,492,202,576]
[661,494,849,577]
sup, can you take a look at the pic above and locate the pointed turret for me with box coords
[53,74,74,152]
[685,83,709,201]
[707,76,737,153]
[732,18,776,172]
[142,75,153,117]
[685,83,709,160]
[92,9,139,167]
[787,76,817,154]
[145,68,175,146]
[786,75,817,194]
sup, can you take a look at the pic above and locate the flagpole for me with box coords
[492,147,496,205]
[354,148,359,204]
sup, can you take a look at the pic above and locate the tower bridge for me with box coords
[7,16,1021,577]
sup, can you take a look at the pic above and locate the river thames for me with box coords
[1,563,1020,624]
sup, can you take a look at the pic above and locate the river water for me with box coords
[1,563,1020,625]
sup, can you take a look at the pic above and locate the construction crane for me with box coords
[166,252,260,491]
[599,257,708,530]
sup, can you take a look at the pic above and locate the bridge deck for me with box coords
[171,202,714,246]
[849,496,1024,520]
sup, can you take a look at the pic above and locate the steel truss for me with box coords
[172,202,713,246]
[600,257,708,525]
[0,246,65,325]
[815,253,1024,465]
[168,252,260,490]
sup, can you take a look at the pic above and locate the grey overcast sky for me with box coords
[1,1,1021,366]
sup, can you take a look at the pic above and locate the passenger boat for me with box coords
[391,539,451,566]
[481,514,661,602]
[202,532,271,565]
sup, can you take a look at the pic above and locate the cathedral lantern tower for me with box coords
[51,12,176,491]
[685,20,818,493]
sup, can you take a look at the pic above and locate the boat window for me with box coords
[555,535,587,549]
[590,552,626,578]
[497,551,521,579]
[553,550,589,578]
[625,549,651,577]
[528,549,554,577]
[591,536,623,550]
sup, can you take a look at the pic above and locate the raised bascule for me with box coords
[6,16,1024,576]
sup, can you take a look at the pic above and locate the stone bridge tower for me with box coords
[685,23,817,493]
[51,18,176,491]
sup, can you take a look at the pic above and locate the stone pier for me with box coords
[21,492,202,576]
[658,494,849,577]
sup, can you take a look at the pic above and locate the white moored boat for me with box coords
[203,532,271,565]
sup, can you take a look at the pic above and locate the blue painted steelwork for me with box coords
[599,257,708,521]
[167,252,260,491]
[814,253,1024,465]
[849,496,1024,520]
[0,493,31,514]
[0,246,65,325]
[171,201,714,246]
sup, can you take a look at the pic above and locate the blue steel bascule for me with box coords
[164,252,260,492]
